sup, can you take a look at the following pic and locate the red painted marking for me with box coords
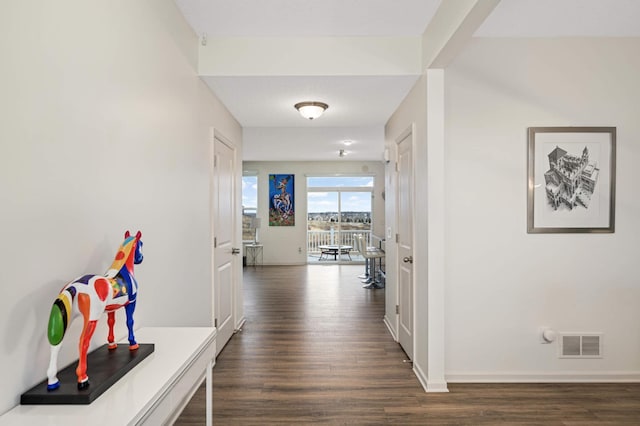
[75,304,96,383]
[94,278,109,301]
[115,250,125,260]
[106,303,126,311]
[78,293,90,318]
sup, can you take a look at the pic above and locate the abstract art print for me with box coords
[269,174,295,226]
[527,127,616,233]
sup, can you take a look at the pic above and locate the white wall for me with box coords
[385,76,426,336]
[0,0,241,414]
[386,74,443,390]
[243,161,385,265]
[445,38,640,381]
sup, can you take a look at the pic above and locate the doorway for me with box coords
[306,176,374,264]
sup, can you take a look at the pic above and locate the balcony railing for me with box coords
[307,229,372,253]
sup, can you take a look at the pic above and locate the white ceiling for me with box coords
[202,75,420,128]
[174,0,640,161]
[175,0,441,37]
[476,0,640,37]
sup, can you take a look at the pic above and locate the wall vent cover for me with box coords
[559,333,602,358]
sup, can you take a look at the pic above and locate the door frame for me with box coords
[395,123,416,360]
[210,128,243,354]
[306,175,375,264]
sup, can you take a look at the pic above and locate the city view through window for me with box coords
[307,176,373,261]
[242,175,257,241]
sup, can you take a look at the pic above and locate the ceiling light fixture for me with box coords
[294,101,328,120]
[339,149,347,157]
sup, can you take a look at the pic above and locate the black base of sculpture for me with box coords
[20,343,154,405]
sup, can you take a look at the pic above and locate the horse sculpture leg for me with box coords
[107,311,117,349]
[46,344,61,390]
[75,293,97,389]
[46,287,74,391]
[125,301,138,350]
[76,319,97,389]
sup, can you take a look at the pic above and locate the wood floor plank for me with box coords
[175,265,640,425]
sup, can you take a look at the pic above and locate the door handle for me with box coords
[231,248,241,255]
[403,256,413,264]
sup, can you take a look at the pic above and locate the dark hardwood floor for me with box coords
[176,265,640,425]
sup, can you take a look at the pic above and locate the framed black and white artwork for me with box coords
[527,127,616,234]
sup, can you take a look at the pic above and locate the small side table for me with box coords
[245,243,263,266]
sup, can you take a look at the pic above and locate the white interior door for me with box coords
[397,130,414,359]
[213,135,236,354]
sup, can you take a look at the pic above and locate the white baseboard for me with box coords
[413,362,449,392]
[446,371,640,383]
[414,360,428,391]
[426,381,450,392]
[383,315,397,341]
[234,317,246,333]
[384,326,450,393]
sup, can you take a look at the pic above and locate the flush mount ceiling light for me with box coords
[294,101,328,120]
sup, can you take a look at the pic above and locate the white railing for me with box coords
[307,229,372,253]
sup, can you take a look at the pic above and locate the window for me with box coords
[307,175,374,263]
[242,174,258,242]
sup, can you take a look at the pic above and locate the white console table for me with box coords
[0,327,216,426]
[245,243,263,266]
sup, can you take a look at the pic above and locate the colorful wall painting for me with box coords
[269,174,295,226]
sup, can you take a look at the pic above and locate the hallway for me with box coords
[178,264,418,424]
[176,265,640,425]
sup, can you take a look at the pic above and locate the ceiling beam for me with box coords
[422,0,501,69]
[199,37,422,77]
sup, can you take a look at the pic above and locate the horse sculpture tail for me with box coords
[47,286,76,347]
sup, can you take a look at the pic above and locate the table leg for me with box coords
[206,360,212,426]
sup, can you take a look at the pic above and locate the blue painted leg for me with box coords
[125,301,138,349]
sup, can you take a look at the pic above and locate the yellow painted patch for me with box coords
[108,238,135,272]
[60,291,72,324]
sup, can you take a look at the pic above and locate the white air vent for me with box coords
[559,333,602,358]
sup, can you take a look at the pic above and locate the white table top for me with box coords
[0,327,216,426]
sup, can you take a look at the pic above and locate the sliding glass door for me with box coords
[307,176,373,263]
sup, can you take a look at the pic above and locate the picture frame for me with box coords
[527,127,616,234]
[268,174,295,226]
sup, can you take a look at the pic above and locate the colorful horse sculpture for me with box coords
[46,230,144,390]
